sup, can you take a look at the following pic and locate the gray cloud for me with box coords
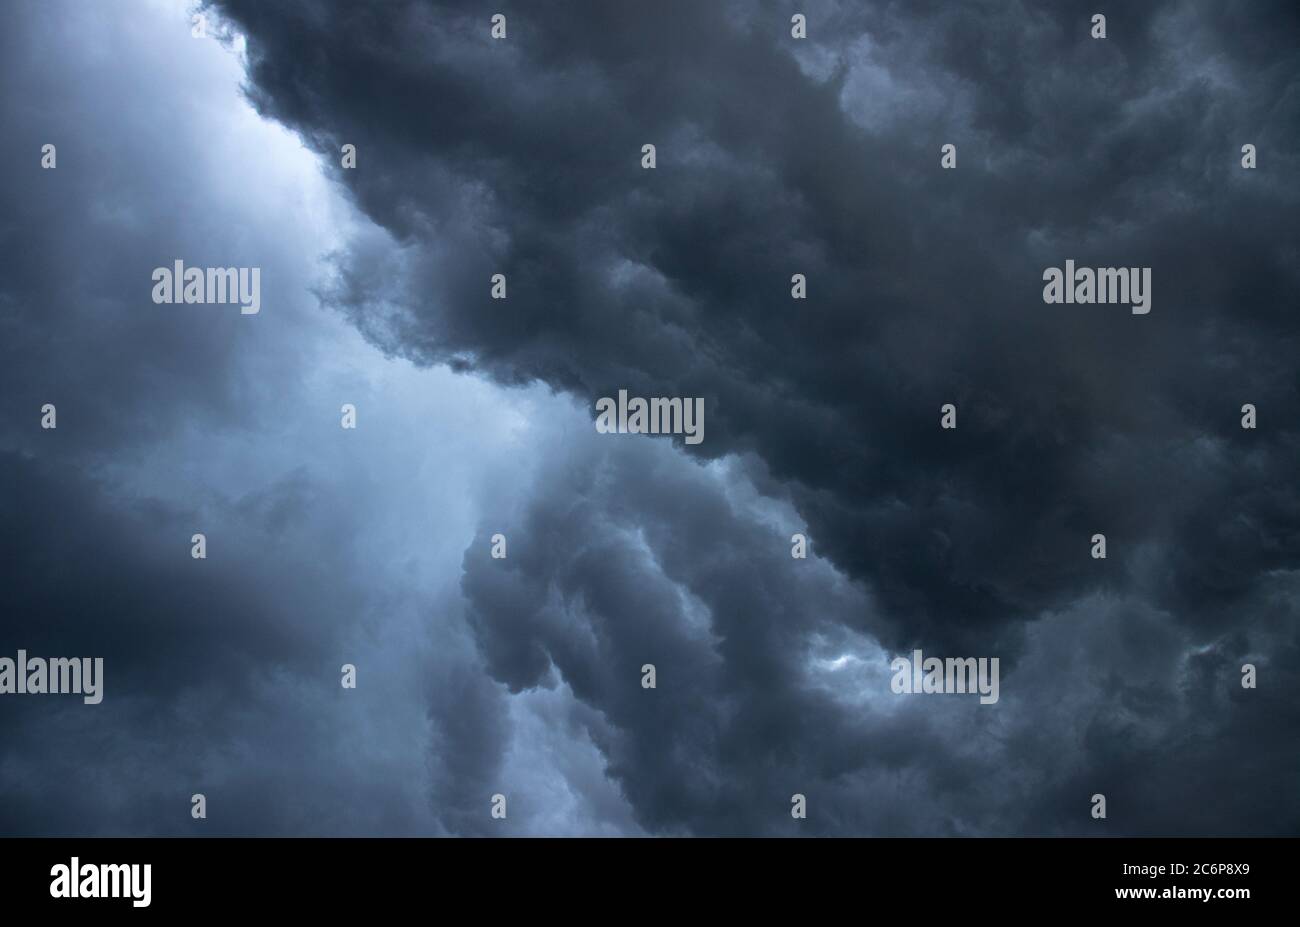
[1,0,1297,836]
[214,0,1300,651]
[205,0,1298,833]
[0,0,608,837]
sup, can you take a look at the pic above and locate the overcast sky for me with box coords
[1,0,1297,836]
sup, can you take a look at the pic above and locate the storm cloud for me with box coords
[1,0,1297,836]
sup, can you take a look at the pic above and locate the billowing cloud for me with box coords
[1,0,1297,836]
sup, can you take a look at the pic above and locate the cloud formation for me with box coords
[217,0,1300,648]
[1,0,1297,836]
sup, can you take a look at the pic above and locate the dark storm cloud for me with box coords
[204,0,1300,834]
[212,0,1300,651]
[458,435,931,835]
[3,0,1296,838]
[0,452,381,835]
[455,431,1300,836]
[0,453,344,695]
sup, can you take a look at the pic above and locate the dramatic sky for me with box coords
[1,0,1297,836]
